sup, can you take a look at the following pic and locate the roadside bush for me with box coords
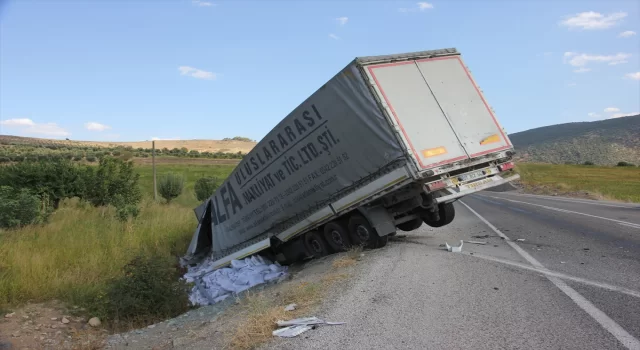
[583,161,595,166]
[84,157,142,211]
[616,161,635,167]
[0,159,87,209]
[158,173,184,204]
[0,186,49,229]
[194,176,219,201]
[0,157,10,163]
[95,254,191,328]
[86,155,97,162]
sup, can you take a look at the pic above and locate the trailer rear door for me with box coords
[364,55,512,172]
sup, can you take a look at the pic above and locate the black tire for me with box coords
[424,202,456,228]
[303,230,330,258]
[397,217,423,232]
[348,214,384,249]
[323,221,352,252]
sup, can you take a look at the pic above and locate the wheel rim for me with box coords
[356,225,370,241]
[311,239,322,253]
[331,230,344,245]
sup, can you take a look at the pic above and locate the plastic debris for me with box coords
[445,240,463,252]
[464,240,487,245]
[516,239,525,242]
[472,235,490,239]
[273,325,314,338]
[284,303,297,312]
[273,317,346,338]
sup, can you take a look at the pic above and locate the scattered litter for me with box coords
[183,255,288,306]
[561,261,566,264]
[4,313,15,318]
[273,317,346,338]
[472,235,490,239]
[536,248,542,251]
[445,240,463,252]
[61,317,70,324]
[515,239,525,242]
[273,325,314,338]
[284,303,297,312]
[464,240,487,245]
[493,287,499,290]
[583,248,590,251]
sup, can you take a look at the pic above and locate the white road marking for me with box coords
[463,252,640,299]
[479,195,640,229]
[460,201,640,350]
[494,192,637,209]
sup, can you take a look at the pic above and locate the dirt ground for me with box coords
[0,301,105,350]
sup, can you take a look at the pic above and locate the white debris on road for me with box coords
[273,317,346,338]
[183,255,288,306]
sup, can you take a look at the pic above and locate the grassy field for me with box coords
[515,163,640,202]
[0,162,236,311]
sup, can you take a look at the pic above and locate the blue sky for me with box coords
[1,0,639,142]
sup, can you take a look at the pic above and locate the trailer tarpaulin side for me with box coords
[188,62,406,257]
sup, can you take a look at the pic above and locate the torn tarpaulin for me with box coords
[183,255,288,306]
[273,317,346,338]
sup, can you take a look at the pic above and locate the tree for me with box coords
[83,157,141,210]
[158,173,184,204]
[583,161,595,166]
[617,161,635,167]
[194,176,219,202]
[0,186,49,229]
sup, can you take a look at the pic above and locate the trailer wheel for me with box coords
[424,202,456,228]
[323,221,352,252]
[397,218,423,232]
[348,215,383,249]
[303,230,330,258]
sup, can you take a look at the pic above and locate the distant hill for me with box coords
[0,135,257,154]
[509,114,640,166]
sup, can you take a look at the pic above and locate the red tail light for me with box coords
[498,162,514,171]
[426,180,447,191]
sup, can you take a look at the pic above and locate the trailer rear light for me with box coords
[498,162,514,171]
[426,180,447,191]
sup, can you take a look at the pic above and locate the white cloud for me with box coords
[619,30,636,38]
[610,112,638,119]
[604,107,620,113]
[399,2,434,12]
[1,118,70,137]
[567,82,577,87]
[336,17,348,26]
[178,66,217,80]
[559,11,627,30]
[84,122,111,131]
[192,0,213,7]
[625,72,640,80]
[588,112,600,118]
[417,2,434,10]
[0,118,35,127]
[563,52,631,71]
[328,33,340,40]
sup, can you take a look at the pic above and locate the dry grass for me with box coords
[0,135,256,154]
[331,246,363,269]
[226,264,352,350]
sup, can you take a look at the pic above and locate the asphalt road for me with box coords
[265,191,640,350]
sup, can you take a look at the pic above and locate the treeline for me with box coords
[0,157,141,229]
[0,143,245,163]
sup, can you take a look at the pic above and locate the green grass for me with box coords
[0,162,236,311]
[136,163,235,206]
[516,163,640,203]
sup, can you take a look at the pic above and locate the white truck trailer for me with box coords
[183,48,520,269]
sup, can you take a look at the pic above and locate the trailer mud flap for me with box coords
[357,205,396,236]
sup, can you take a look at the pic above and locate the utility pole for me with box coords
[152,140,157,201]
